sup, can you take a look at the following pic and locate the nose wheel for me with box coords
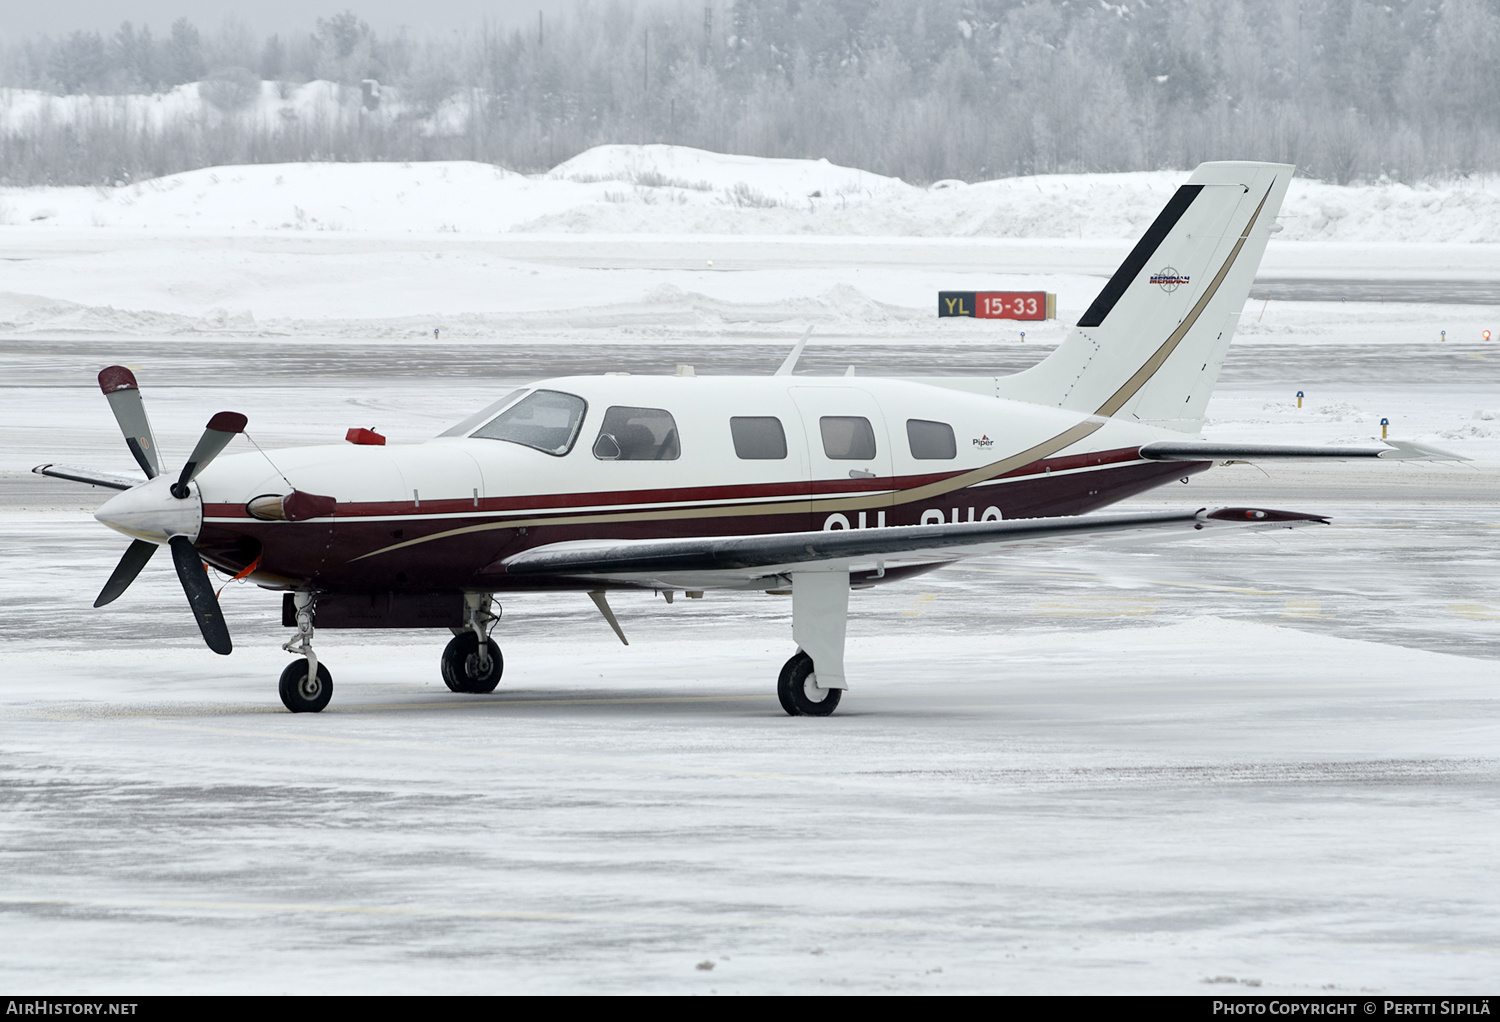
[777,650,841,716]
[279,659,333,713]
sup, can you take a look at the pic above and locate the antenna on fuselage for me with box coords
[774,326,814,376]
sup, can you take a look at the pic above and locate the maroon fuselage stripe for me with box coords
[197,452,1207,592]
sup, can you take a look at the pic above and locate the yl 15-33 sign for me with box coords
[938,291,1056,320]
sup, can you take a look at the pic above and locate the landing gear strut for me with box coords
[279,589,332,712]
[443,593,503,693]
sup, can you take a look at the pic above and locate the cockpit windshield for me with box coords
[438,390,524,438]
[469,389,588,456]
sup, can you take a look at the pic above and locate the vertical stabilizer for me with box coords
[994,162,1292,433]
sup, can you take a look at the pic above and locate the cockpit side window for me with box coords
[471,389,588,456]
[592,406,680,461]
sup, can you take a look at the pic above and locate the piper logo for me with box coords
[972,435,993,448]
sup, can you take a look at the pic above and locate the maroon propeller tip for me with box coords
[207,411,248,434]
[98,365,139,394]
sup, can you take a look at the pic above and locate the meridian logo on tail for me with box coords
[1150,266,1190,292]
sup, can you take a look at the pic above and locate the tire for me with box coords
[777,650,841,717]
[441,632,503,693]
[279,660,333,713]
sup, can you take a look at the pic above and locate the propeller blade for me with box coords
[94,539,158,607]
[98,366,161,479]
[168,535,232,655]
[171,412,248,498]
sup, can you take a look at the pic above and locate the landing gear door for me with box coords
[789,386,895,531]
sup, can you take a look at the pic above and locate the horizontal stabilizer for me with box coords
[499,506,1327,583]
[1139,440,1469,463]
[32,463,142,491]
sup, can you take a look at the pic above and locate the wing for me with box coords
[1139,439,1467,462]
[32,463,143,491]
[496,506,1327,590]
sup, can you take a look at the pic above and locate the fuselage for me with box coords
[179,374,1208,592]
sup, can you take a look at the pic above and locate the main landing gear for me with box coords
[778,571,851,717]
[443,594,503,694]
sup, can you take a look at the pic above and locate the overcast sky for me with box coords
[0,1,580,38]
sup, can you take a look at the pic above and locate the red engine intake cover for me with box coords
[345,427,386,446]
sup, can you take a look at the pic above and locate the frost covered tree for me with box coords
[3,0,1500,186]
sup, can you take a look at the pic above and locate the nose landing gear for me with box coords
[279,589,331,712]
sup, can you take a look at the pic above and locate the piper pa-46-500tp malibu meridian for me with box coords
[37,161,1462,714]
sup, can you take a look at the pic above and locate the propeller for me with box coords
[93,365,247,655]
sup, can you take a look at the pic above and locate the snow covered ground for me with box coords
[2,147,1499,993]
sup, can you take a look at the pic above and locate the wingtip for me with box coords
[1202,507,1330,525]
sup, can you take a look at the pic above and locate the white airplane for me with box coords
[36,161,1459,714]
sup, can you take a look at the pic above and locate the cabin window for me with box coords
[730,416,787,460]
[907,419,957,460]
[819,416,877,460]
[471,389,587,456]
[439,389,523,437]
[593,406,680,461]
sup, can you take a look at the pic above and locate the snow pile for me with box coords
[6,141,1500,241]
[552,144,904,202]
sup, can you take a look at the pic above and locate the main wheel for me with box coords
[279,659,333,713]
[441,632,503,693]
[777,650,841,717]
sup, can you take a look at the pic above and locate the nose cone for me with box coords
[95,475,203,545]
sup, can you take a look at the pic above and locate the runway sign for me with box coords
[938,291,1056,320]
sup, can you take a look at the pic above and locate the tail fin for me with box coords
[995,161,1292,433]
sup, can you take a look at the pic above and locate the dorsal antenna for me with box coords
[774,326,814,376]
